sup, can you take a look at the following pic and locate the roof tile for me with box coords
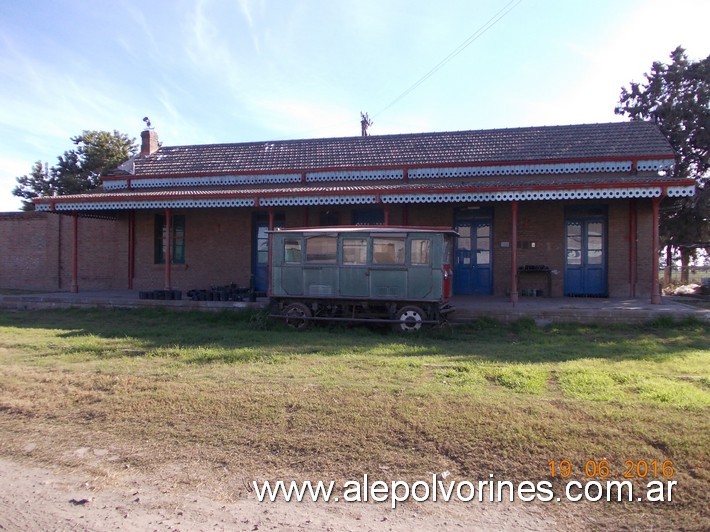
[132,121,674,177]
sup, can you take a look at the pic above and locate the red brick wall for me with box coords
[1,200,657,297]
[495,200,654,298]
[405,200,655,298]
[0,212,125,291]
[634,199,655,297]
[132,209,254,291]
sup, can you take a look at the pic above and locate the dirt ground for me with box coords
[0,453,564,531]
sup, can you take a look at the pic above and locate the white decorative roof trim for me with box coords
[35,184,689,212]
[666,185,696,197]
[101,159,666,190]
[104,173,301,190]
[382,187,664,204]
[306,169,403,182]
[104,179,128,191]
[409,161,634,179]
[36,198,255,211]
[637,159,675,172]
[260,195,377,207]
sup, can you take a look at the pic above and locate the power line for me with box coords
[373,0,524,119]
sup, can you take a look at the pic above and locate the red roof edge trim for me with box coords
[101,155,675,182]
[32,178,695,205]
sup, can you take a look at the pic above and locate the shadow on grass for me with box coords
[0,308,707,364]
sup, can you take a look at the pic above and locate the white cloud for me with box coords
[517,0,710,127]
[0,156,33,211]
[237,0,264,52]
[249,96,359,139]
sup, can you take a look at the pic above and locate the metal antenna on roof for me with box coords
[360,112,373,136]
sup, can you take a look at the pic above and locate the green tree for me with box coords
[13,130,137,210]
[615,46,710,285]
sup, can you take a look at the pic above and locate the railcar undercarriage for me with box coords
[270,298,454,332]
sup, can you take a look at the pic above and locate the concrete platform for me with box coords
[0,290,707,324]
[449,295,709,324]
[0,290,264,313]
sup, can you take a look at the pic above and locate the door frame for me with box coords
[252,212,284,294]
[564,206,608,297]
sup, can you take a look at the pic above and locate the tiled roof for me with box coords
[131,121,675,177]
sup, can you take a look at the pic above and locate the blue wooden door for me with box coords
[565,218,607,296]
[454,220,492,295]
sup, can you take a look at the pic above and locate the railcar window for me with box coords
[443,237,452,265]
[284,239,302,263]
[305,235,337,263]
[411,239,431,265]
[343,238,367,265]
[373,238,405,264]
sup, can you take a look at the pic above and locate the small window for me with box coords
[352,208,384,225]
[373,238,405,264]
[154,214,185,264]
[284,239,302,263]
[411,239,431,265]
[306,235,337,263]
[319,210,340,226]
[343,238,367,265]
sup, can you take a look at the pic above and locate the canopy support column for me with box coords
[164,208,172,291]
[71,211,79,293]
[651,197,662,304]
[629,199,637,297]
[510,200,519,305]
[128,210,135,290]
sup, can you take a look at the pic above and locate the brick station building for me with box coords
[30,121,695,303]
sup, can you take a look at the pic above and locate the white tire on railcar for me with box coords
[395,305,426,332]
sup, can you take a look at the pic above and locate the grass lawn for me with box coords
[0,309,708,528]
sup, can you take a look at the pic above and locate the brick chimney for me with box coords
[140,128,159,158]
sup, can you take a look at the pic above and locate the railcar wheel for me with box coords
[283,302,312,330]
[395,305,426,332]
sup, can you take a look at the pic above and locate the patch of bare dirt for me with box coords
[0,452,564,531]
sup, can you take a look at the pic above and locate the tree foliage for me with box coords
[13,130,136,210]
[616,46,710,281]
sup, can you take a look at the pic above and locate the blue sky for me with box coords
[0,0,708,211]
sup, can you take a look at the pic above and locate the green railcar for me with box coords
[269,226,456,331]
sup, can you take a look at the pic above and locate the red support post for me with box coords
[164,208,172,291]
[267,207,275,298]
[71,211,79,293]
[384,205,390,226]
[510,201,519,305]
[651,197,661,304]
[628,199,637,298]
[128,210,135,290]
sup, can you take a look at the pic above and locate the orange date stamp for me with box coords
[549,459,675,479]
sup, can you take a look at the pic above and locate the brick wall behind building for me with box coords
[0,212,125,291]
